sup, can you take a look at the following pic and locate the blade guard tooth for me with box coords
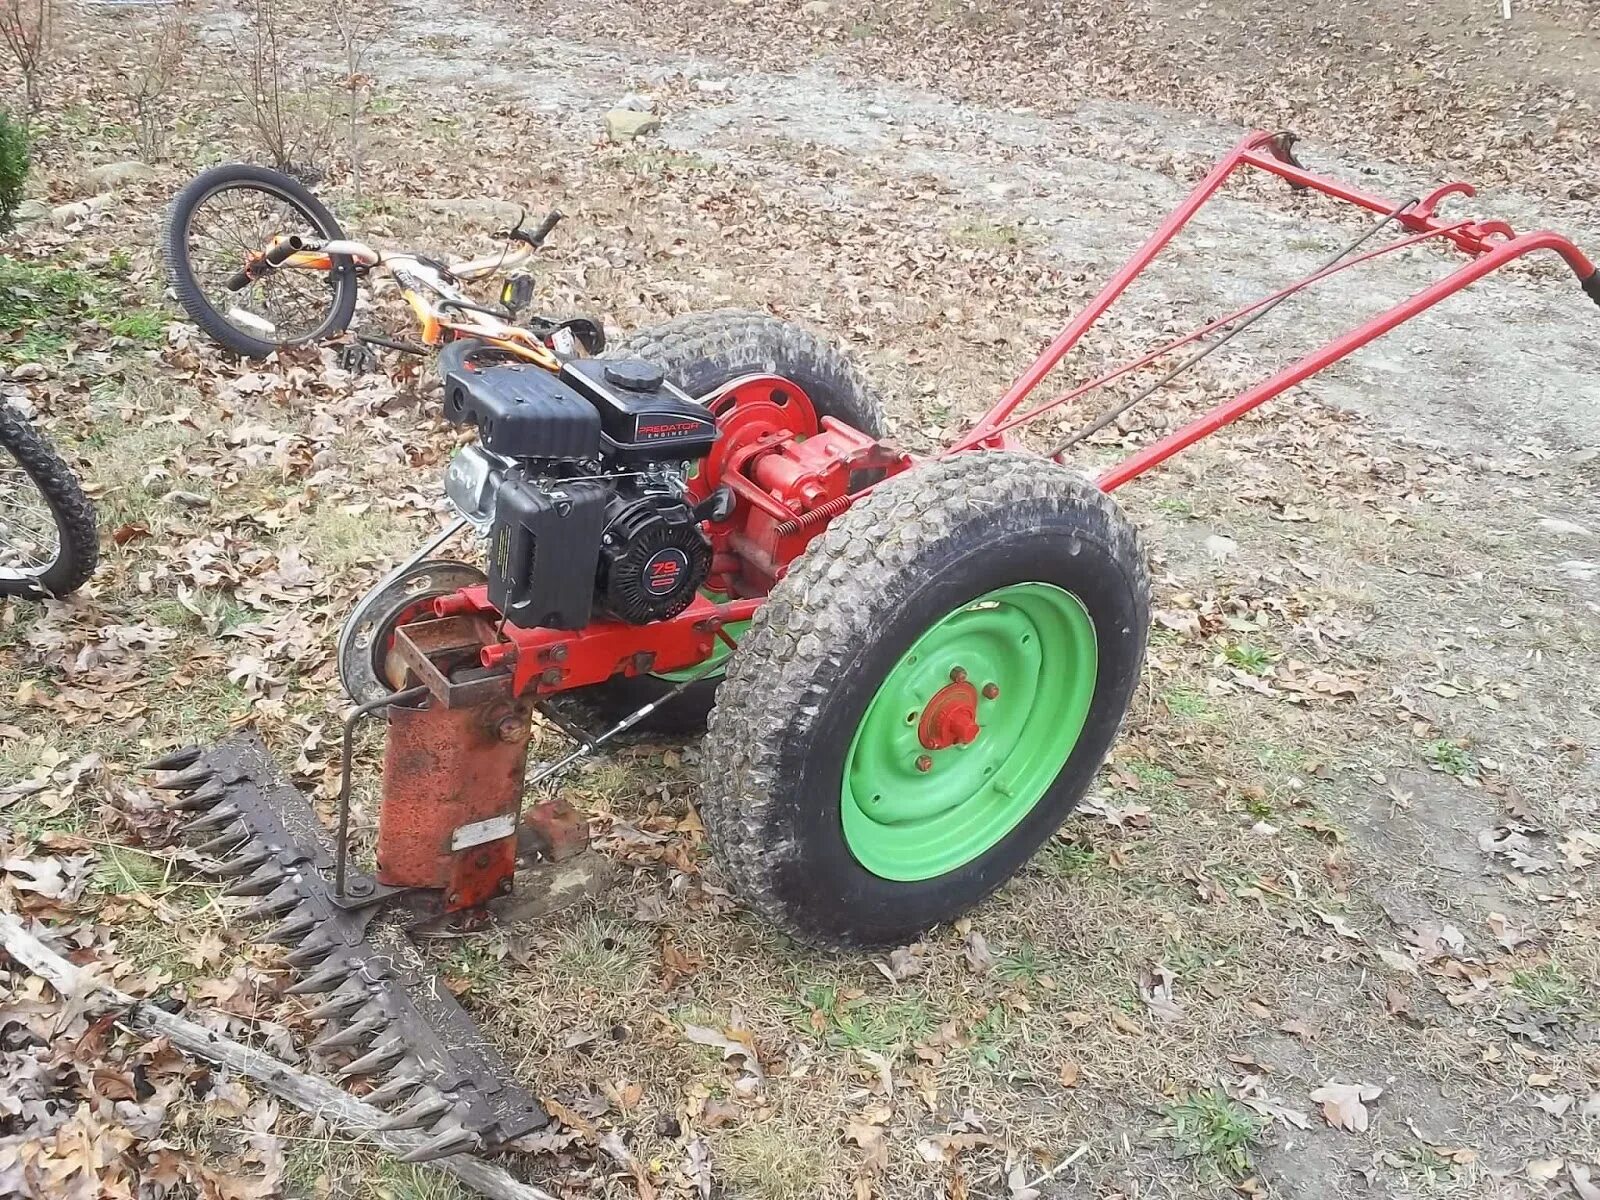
[337,1035,408,1079]
[376,1089,451,1131]
[194,823,251,858]
[163,778,229,812]
[285,957,356,995]
[300,984,370,1023]
[398,1119,481,1163]
[184,803,241,835]
[143,746,203,772]
[362,1067,426,1109]
[212,847,273,878]
[310,1013,390,1053]
[282,932,341,968]
[259,907,320,946]
[236,881,304,923]
[155,764,217,791]
[222,864,288,898]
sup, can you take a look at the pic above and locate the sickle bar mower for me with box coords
[147,130,1597,1164]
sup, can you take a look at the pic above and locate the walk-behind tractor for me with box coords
[149,131,1600,1162]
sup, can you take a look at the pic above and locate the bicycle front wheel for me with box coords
[162,163,357,359]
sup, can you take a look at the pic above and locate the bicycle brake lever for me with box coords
[491,205,529,243]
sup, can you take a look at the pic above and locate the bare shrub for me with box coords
[126,2,196,161]
[332,8,374,198]
[232,0,336,180]
[0,0,52,114]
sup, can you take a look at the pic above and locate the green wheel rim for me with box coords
[841,582,1098,881]
[650,591,750,683]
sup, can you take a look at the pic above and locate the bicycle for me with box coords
[0,402,98,599]
[161,163,603,365]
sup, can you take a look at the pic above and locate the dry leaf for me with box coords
[1309,1081,1383,1131]
[1570,1164,1600,1200]
[963,929,993,975]
[1526,1157,1564,1183]
[1006,1163,1042,1200]
[1315,909,1363,942]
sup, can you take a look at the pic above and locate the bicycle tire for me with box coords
[0,404,98,599]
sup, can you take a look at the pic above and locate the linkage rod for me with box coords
[1047,197,1418,459]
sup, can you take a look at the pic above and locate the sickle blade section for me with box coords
[148,731,546,1160]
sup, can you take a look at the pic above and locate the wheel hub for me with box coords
[917,679,982,751]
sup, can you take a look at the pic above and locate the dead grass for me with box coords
[3,2,1599,1196]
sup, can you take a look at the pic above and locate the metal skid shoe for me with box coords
[146,642,553,1162]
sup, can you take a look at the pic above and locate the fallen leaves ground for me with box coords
[2,1,1599,1198]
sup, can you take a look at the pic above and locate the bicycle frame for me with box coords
[245,235,563,369]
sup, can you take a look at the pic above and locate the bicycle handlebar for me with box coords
[496,209,563,250]
[225,236,305,291]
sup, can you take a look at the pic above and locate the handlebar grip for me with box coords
[528,210,563,247]
[1584,268,1600,308]
[225,237,304,292]
[266,236,304,266]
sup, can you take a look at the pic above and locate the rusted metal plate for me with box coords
[377,689,534,905]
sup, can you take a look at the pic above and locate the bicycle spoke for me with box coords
[0,460,61,577]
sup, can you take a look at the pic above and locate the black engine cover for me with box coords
[442,359,602,462]
[561,358,718,465]
[488,477,609,630]
[598,494,711,624]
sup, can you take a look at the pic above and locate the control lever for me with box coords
[499,273,536,315]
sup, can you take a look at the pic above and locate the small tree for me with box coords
[0,0,51,114]
[0,106,26,232]
[332,8,374,199]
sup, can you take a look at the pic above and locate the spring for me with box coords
[774,494,854,537]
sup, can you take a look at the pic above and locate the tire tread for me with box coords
[0,404,98,598]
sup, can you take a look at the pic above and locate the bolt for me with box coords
[348,877,374,896]
[496,715,526,743]
[915,755,933,773]
[497,878,514,896]
[541,667,563,686]
[982,682,999,700]
[950,666,968,683]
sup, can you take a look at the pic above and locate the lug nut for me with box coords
[915,755,933,773]
[950,666,967,683]
[982,682,999,700]
[496,715,526,743]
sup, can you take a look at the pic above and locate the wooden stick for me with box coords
[0,914,557,1200]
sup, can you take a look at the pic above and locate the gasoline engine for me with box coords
[439,346,733,629]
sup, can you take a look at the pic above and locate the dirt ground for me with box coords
[2,1,1598,1198]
